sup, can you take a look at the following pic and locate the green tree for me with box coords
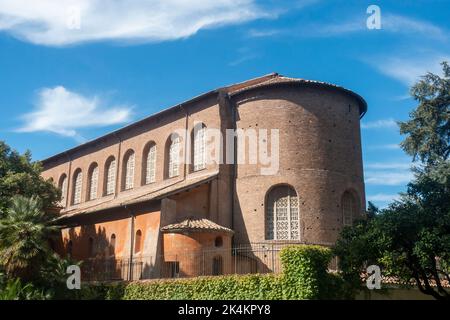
[334,62,450,300]
[0,196,58,281]
[0,141,60,216]
[399,61,449,165]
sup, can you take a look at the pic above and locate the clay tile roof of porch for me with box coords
[161,217,234,234]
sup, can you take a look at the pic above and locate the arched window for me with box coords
[167,134,180,178]
[342,191,359,226]
[215,236,223,247]
[58,174,68,207]
[143,142,157,185]
[87,163,99,201]
[109,234,116,256]
[212,256,223,276]
[72,169,83,205]
[123,150,135,190]
[193,123,206,171]
[104,157,116,196]
[134,230,142,253]
[88,237,95,257]
[266,185,299,240]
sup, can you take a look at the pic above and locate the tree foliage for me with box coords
[399,61,449,165]
[0,141,60,216]
[0,196,58,281]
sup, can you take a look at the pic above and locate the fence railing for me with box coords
[81,242,338,282]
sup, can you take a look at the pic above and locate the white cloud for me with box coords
[0,0,269,46]
[365,162,410,170]
[17,86,132,141]
[367,144,401,150]
[361,118,398,129]
[369,54,450,86]
[367,193,400,203]
[383,14,447,40]
[305,13,447,39]
[247,28,281,38]
[365,170,413,186]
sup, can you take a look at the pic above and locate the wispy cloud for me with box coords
[367,193,401,208]
[17,86,132,142]
[0,0,270,46]
[302,13,447,39]
[361,118,398,130]
[367,144,401,151]
[383,14,447,41]
[228,47,259,66]
[365,171,413,186]
[367,193,400,203]
[247,28,281,38]
[365,162,411,170]
[368,53,450,86]
[365,161,413,186]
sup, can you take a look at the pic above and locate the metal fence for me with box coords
[81,242,338,282]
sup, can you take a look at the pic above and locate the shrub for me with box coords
[280,245,333,299]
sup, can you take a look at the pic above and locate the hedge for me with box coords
[77,245,347,300]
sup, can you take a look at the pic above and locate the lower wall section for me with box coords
[162,232,232,277]
[59,208,162,266]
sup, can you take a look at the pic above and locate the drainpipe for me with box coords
[64,151,72,207]
[125,204,134,280]
[180,105,189,181]
[113,132,122,198]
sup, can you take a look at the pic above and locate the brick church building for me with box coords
[41,73,367,280]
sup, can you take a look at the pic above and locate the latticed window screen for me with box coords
[59,175,67,206]
[342,192,355,226]
[73,171,82,205]
[106,159,116,195]
[145,144,156,184]
[168,135,180,178]
[89,165,99,200]
[193,125,206,171]
[266,185,300,240]
[124,152,135,190]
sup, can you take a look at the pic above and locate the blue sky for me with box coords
[0,0,449,208]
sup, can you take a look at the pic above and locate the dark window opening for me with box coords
[214,236,223,247]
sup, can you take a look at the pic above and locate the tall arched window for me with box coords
[105,157,116,196]
[342,191,359,226]
[167,134,180,178]
[134,230,142,253]
[109,234,116,256]
[58,174,68,207]
[72,169,83,205]
[193,123,206,171]
[123,150,135,190]
[143,142,157,185]
[266,185,299,240]
[87,163,99,201]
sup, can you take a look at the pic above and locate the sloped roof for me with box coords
[53,171,219,223]
[161,217,234,234]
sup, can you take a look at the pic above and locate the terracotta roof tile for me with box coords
[161,217,234,234]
